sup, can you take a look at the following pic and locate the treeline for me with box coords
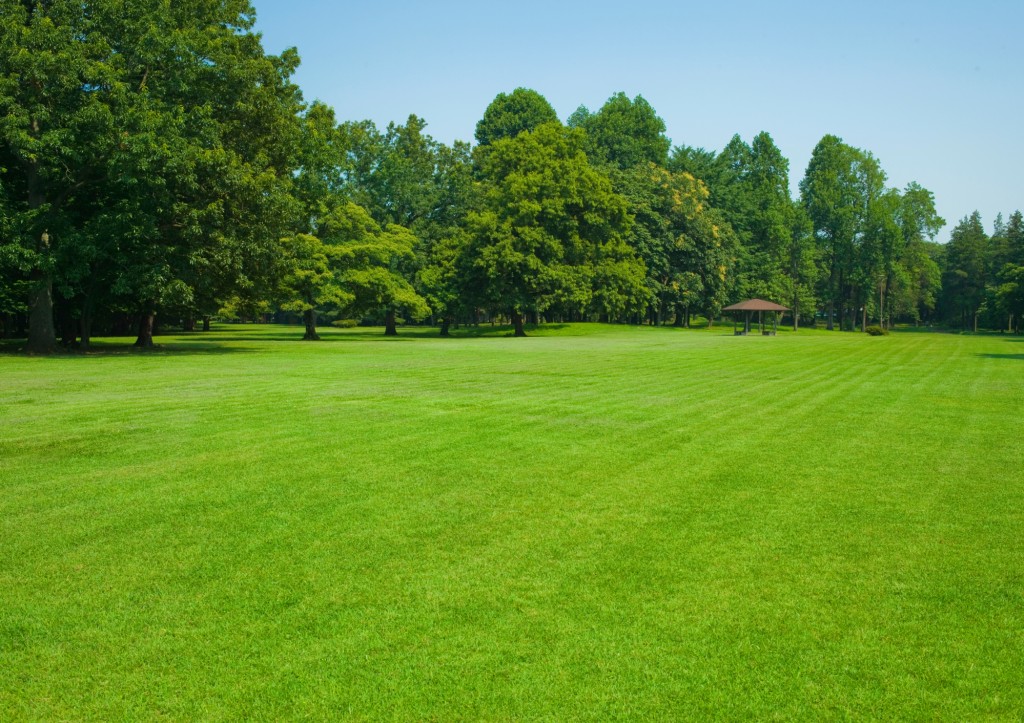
[2,2,1022,352]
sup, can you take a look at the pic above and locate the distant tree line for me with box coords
[2,2,1022,352]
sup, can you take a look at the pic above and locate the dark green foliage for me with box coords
[466,123,645,332]
[0,0,303,349]
[573,92,671,169]
[940,212,989,330]
[474,88,559,146]
[864,325,889,336]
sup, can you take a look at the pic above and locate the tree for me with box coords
[941,212,989,330]
[572,92,670,169]
[277,233,350,340]
[0,0,303,351]
[612,164,738,326]
[467,123,641,336]
[800,135,863,330]
[329,202,429,335]
[890,183,944,325]
[474,88,558,147]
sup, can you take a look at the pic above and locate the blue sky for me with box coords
[253,0,1023,241]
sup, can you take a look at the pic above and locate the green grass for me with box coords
[2,323,1023,719]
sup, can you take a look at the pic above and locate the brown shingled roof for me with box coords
[722,298,790,312]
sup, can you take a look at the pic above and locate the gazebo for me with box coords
[723,298,790,336]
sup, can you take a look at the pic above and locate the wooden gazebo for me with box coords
[723,299,790,336]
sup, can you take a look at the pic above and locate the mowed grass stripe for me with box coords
[1,324,1022,719]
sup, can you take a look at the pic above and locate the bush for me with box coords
[331,319,359,328]
[865,325,889,336]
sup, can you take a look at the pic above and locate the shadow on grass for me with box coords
[976,353,1024,360]
[0,323,580,356]
[0,340,255,357]
[203,323,575,342]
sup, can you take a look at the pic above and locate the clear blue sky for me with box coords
[253,0,1023,241]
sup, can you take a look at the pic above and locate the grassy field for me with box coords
[1,323,1023,719]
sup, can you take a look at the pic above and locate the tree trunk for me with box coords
[59,307,77,348]
[79,304,93,350]
[512,310,526,337]
[827,298,835,330]
[77,288,95,350]
[973,310,978,333]
[134,312,155,348]
[384,308,398,336]
[26,275,58,353]
[25,159,58,353]
[862,305,867,332]
[202,316,211,332]
[440,317,451,337]
[302,308,320,340]
[183,314,195,332]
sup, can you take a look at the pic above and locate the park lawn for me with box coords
[1,323,1022,719]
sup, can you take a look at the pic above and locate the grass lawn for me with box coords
[1,323,1023,719]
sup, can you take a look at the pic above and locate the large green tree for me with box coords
[800,135,864,330]
[0,0,302,350]
[467,123,642,336]
[569,92,670,169]
[940,212,990,330]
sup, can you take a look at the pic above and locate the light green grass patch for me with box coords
[1,324,1022,719]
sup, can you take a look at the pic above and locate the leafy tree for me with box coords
[277,233,350,340]
[329,202,429,335]
[987,210,1024,332]
[467,123,641,335]
[800,135,863,330]
[890,183,944,325]
[0,0,302,350]
[572,92,670,169]
[940,212,990,330]
[612,164,738,326]
[474,88,558,147]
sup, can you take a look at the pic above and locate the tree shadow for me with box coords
[976,353,1024,360]
[0,340,255,357]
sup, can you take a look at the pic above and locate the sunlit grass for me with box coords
[2,323,1022,718]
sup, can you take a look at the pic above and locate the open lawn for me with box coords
[1,324,1023,719]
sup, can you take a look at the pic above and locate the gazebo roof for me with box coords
[722,298,790,312]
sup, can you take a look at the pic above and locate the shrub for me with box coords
[331,319,359,328]
[865,325,889,336]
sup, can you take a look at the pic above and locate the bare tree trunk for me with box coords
[385,308,397,336]
[302,308,320,340]
[79,291,95,350]
[27,277,58,353]
[512,310,526,337]
[440,316,450,337]
[202,316,211,332]
[25,162,57,354]
[134,312,155,348]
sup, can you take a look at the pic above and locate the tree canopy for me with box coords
[0,6,1015,346]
